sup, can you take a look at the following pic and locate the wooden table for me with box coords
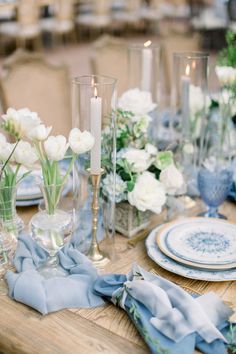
[0,201,236,354]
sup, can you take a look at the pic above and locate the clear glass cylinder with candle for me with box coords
[128,42,165,147]
[171,52,209,196]
[72,75,117,266]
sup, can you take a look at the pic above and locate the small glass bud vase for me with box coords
[0,185,23,237]
[0,224,17,295]
[30,181,72,277]
[72,75,117,267]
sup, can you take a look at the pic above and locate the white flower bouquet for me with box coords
[2,108,94,216]
[102,89,184,218]
[214,31,236,123]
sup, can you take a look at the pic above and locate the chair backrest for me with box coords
[55,0,75,21]
[0,50,72,136]
[125,0,142,12]
[92,0,111,16]
[90,35,128,97]
[18,0,40,27]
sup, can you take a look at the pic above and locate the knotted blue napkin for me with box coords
[93,264,236,354]
[6,234,104,315]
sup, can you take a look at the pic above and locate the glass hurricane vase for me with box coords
[30,182,73,278]
[72,75,117,267]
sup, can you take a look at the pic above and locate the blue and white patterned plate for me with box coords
[16,171,73,207]
[146,224,236,282]
[157,218,236,266]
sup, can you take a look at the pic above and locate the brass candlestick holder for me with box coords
[86,168,109,268]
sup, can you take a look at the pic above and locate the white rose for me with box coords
[69,128,94,154]
[215,66,236,86]
[44,135,68,161]
[159,164,184,195]
[118,88,157,115]
[145,143,157,156]
[128,171,166,214]
[122,148,152,173]
[2,108,41,138]
[0,142,15,162]
[29,124,52,141]
[14,140,38,167]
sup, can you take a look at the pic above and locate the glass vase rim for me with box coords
[128,42,160,50]
[0,184,18,190]
[173,51,209,59]
[72,75,117,87]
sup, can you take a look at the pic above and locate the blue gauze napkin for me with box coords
[93,264,235,354]
[5,234,104,315]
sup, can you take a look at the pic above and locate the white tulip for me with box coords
[14,141,38,167]
[69,128,94,154]
[0,142,15,162]
[0,133,7,146]
[2,108,41,139]
[160,164,185,195]
[122,148,152,173]
[118,88,157,115]
[128,171,166,214]
[44,135,68,161]
[29,124,52,141]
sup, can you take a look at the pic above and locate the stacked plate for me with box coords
[146,217,236,282]
[16,168,73,207]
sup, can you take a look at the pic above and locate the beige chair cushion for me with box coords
[0,50,72,136]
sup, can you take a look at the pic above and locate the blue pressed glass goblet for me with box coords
[198,167,233,219]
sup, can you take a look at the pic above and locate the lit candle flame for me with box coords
[185,64,190,76]
[94,86,98,98]
[91,77,95,87]
[192,61,196,69]
[144,40,152,48]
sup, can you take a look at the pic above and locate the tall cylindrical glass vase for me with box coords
[72,75,117,268]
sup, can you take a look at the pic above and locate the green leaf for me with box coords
[127,180,135,192]
[155,151,173,170]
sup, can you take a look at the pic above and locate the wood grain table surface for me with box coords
[0,201,236,354]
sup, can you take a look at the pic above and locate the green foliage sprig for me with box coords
[217,31,236,67]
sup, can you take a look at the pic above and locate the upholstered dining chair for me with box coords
[76,0,112,36]
[112,0,143,31]
[0,50,72,135]
[40,0,76,44]
[0,0,42,50]
[90,35,128,96]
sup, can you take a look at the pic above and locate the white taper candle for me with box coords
[141,40,152,92]
[90,87,102,174]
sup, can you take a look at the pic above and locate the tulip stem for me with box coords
[0,140,19,181]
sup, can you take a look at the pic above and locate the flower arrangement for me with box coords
[0,108,39,231]
[102,89,184,215]
[214,31,236,122]
[2,107,94,216]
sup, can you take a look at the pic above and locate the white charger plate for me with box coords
[146,224,236,282]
